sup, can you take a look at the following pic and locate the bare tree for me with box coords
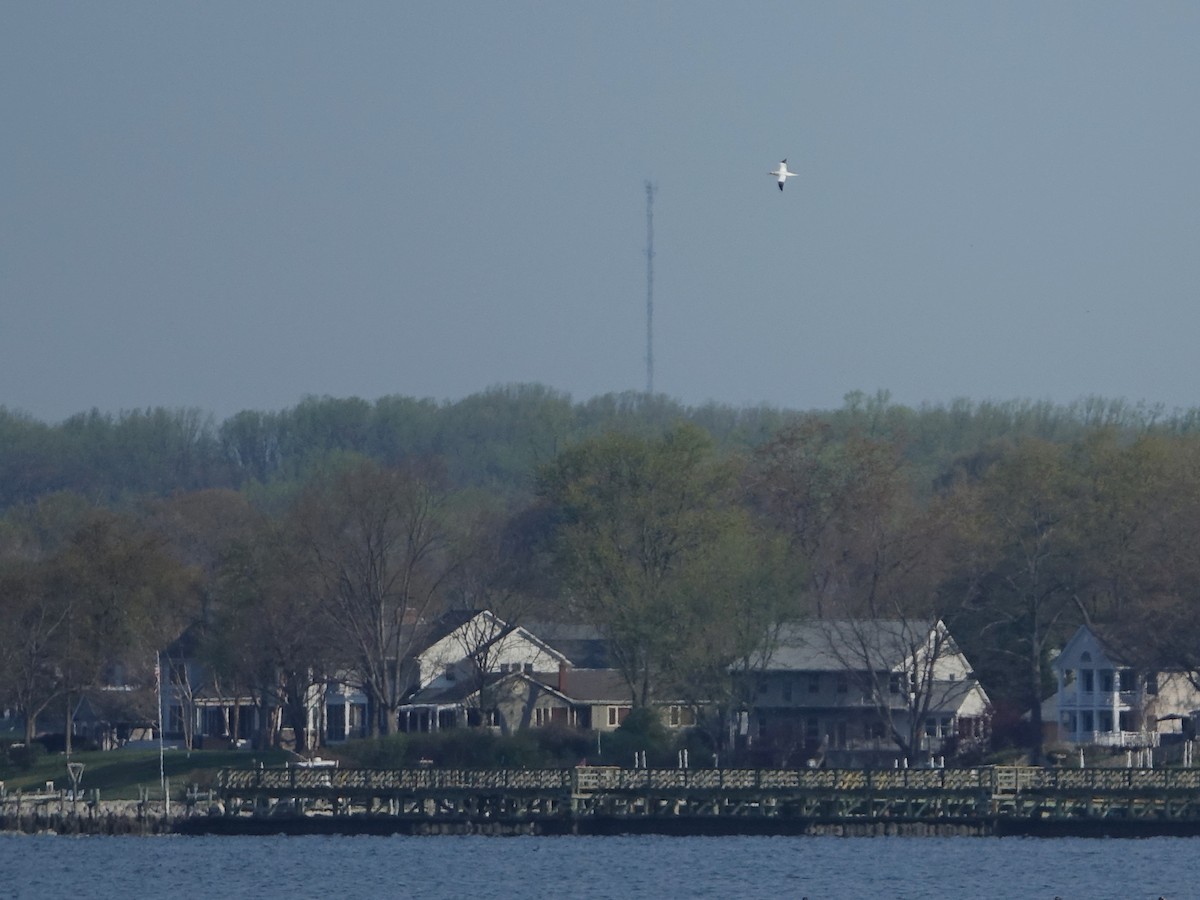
[813,618,978,762]
[215,517,331,751]
[293,458,451,736]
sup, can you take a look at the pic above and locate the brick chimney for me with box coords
[558,661,568,694]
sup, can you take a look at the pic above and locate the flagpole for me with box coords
[156,651,168,815]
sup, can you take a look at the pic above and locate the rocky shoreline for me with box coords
[0,798,200,836]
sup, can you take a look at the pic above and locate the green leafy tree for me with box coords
[1086,434,1200,684]
[0,496,196,748]
[540,424,782,708]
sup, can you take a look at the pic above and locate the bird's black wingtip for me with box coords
[778,182,784,191]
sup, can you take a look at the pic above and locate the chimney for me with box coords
[558,661,568,694]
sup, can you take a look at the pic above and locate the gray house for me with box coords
[740,619,991,767]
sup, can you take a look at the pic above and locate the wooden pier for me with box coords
[193,765,1200,836]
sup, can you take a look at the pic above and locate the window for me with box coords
[327,705,347,741]
[804,717,820,742]
[836,674,848,694]
[782,680,793,702]
[924,717,953,738]
[1082,670,1094,692]
[1100,670,1114,693]
[607,706,630,727]
[668,705,695,727]
[808,674,820,694]
[1119,669,1136,692]
[1147,673,1159,695]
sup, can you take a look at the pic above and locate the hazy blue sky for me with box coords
[4,2,1198,423]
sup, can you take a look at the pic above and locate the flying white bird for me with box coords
[769,159,797,191]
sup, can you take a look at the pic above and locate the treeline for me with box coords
[0,385,785,506]
[3,385,1191,509]
[3,384,1200,757]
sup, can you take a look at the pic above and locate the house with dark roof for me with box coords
[399,665,694,734]
[158,623,266,749]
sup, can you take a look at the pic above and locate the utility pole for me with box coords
[645,181,656,396]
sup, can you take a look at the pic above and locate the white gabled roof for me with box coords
[1054,624,1124,672]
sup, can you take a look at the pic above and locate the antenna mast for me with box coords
[644,181,656,395]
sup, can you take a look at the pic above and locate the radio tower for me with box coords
[644,181,656,395]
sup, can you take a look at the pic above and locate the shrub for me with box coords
[4,740,47,771]
[335,733,409,768]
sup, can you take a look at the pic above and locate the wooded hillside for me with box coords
[4,384,1200,755]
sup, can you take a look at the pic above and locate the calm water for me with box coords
[0,833,1193,899]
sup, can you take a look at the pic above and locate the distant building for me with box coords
[739,619,991,768]
[399,664,693,734]
[1052,624,1200,749]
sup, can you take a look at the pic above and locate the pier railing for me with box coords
[218,763,1200,796]
[206,764,1200,834]
[219,767,573,792]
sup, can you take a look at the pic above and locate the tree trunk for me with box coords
[64,694,73,755]
[1029,655,1045,764]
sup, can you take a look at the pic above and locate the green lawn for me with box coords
[1,747,291,800]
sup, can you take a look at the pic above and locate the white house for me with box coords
[412,610,572,691]
[399,610,575,731]
[1053,624,1200,748]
